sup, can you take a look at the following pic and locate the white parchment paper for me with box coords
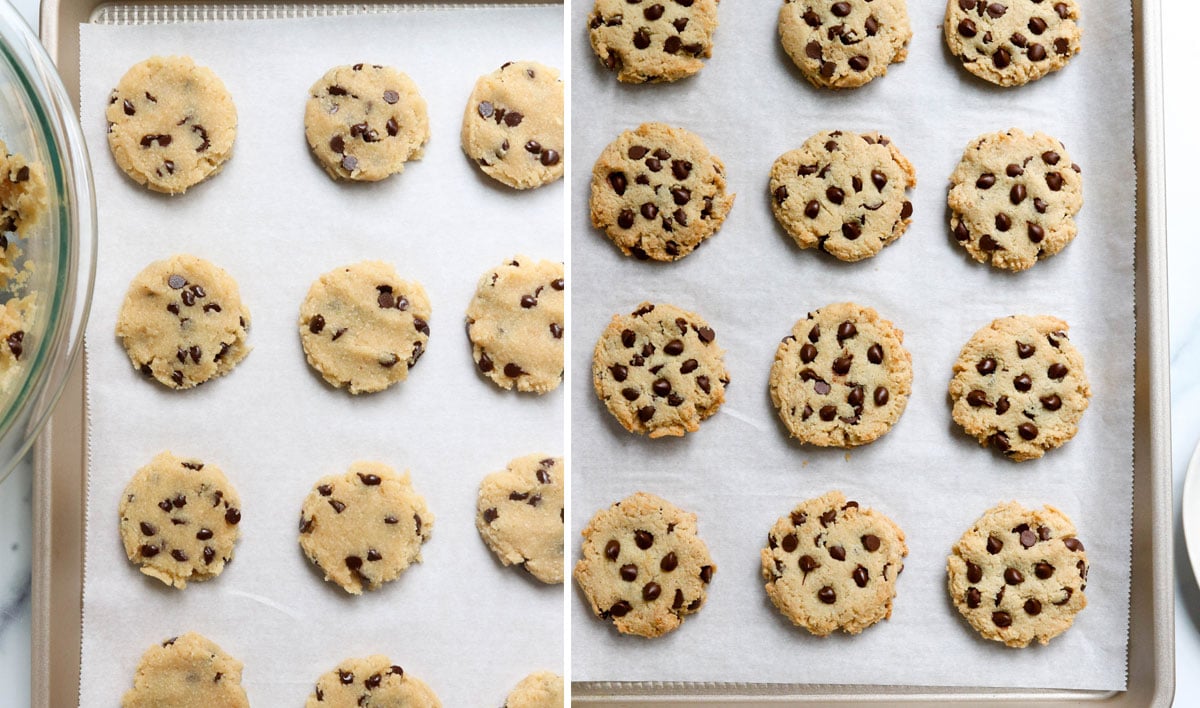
[79,8,563,705]
[571,0,1133,692]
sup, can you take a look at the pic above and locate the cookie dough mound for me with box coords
[590,123,735,261]
[298,461,433,594]
[306,656,441,708]
[949,128,1082,272]
[476,455,565,584]
[505,671,564,708]
[588,0,720,82]
[948,501,1089,647]
[118,451,243,589]
[574,492,716,638]
[461,61,564,189]
[945,0,1081,87]
[762,491,907,636]
[769,130,915,262]
[770,302,912,447]
[466,256,563,393]
[949,314,1090,461]
[592,302,729,438]
[122,633,248,708]
[116,254,251,390]
[106,56,236,194]
[305,63,430,181]
[779,0,911,89]
[298,261,431,395]
[0,140,47,241]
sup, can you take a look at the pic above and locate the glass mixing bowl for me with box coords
[0,0,95,483]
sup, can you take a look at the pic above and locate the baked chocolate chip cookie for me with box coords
[762,491,907,636]
[949,128,1082,271]
[298,461,433,594]
[587,0,720,82]
[466,257,564,394]
[574,492,716,638]
[770,302,912,447]
[948,501,1088,647]
[769,130,915,261]
[592,302,729,438]
[590,123,735,261]
[106,56,236,194]
[461,61,563,189]
[944,0,1081,87]
[779,0,912,89]
[949,314,1090,461]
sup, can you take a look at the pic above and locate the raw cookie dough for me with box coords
[306,656,441,708]
[944,0,1081,87]
[305,63,430,181]
[949,314,1090,461]
[770,302,912,447]
[592,302,729,438]
[106,56,237,194]
[298,461,433,594]
[116,254,251,390]
[949,128,1082,272]
[947,501,1089,647]
[118,451,243,589]
[587,0,720,82]
[769,130,915,262]
[574,492,716,638]
[461,61,564,189]
[122,633,248,708]
[298,261,431,395]
[590,123,735,261]
[762,491,907,636]
[476,454,565,583]
[505,671,564,708]
[466,256,563,393]
[0,140,48,242]
[779,0,912,89]
[0,296,33,392]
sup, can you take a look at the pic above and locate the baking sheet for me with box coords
[77,7,564,705]
[571,0,1134,692]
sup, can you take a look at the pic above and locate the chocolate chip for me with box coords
[818,586,837,604]
[826,186,844,205]
[780,533,799,553]
[977,357,996,375]
[605,540,620,561]
[991,431,1011,451]
[873,386,889,406]
[967,587,981,608]
[1018,423,1039,440]
[1046,172,1064,191]
[987,535,1004,554]
[804,200,821,219]
[848,55,870,72]
[341,155,358,172]
[168,274,186,290]
[1048,362,1068,379]
[140,544,159,558]
[847,386,864,408]
[504,363,526,378]
[829,545,846,561]
[620,563,638,581]
[853,565,869,588]
[832,355,853,375]
[635,530,654,550]
[345,555,363,571]
[1054,37,1071,55]
[1028,43,1047,61]
[1063,537,1084,552]
[901,201,914,219]
[1029,17,1047,34]
[1013,373,1032,392]
[1003,567,1024,585]
[837,321,857,343]
[503,112,523,127]
[995,213,1012,232]
[641,203,658,220]
[992,611,1012,628]
[954,221,970,242]
[1040,394,1062,411]
[959,18,977,37]
[819,405,837,421]
[644,3,664,19]
[976,173,996,189]
[699,565,714,583]
[966,389,990,407]
[842,222,862,240]
[1019,528,1037,548]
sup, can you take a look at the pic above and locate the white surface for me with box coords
[571,0,1134,692]
[1184,444,1200,611]
[76,9,563,706]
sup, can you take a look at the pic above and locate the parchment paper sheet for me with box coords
[79,8,563,705]
[571,0,1133,691]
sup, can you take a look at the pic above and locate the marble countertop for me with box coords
[0,0,1196,704]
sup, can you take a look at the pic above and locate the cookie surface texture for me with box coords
[122,633,248,708]
[298,461,432,594]
[587,0,720,82]
[949,128,1082,272]
[305,63,429,181]
[944,0,1081,87]
[476,455,565,583]
[762,491,907,636]
[770,302,912,447]
[116,254,251,390]
[947,501,1088,647]
[779,0,912,89]
[592,302,729,438]
[574,492,716,638]
[466,256,564,393]
[769,130,915,262]
[0,140,47,241]
[949,314,1089,461]
[306,656,441,708]
[106,56,236,194]
[118,451,243,589]
[590,123,735,261]
[461,61,563,189]
[505,671,564,708]
[298,261,431,395]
